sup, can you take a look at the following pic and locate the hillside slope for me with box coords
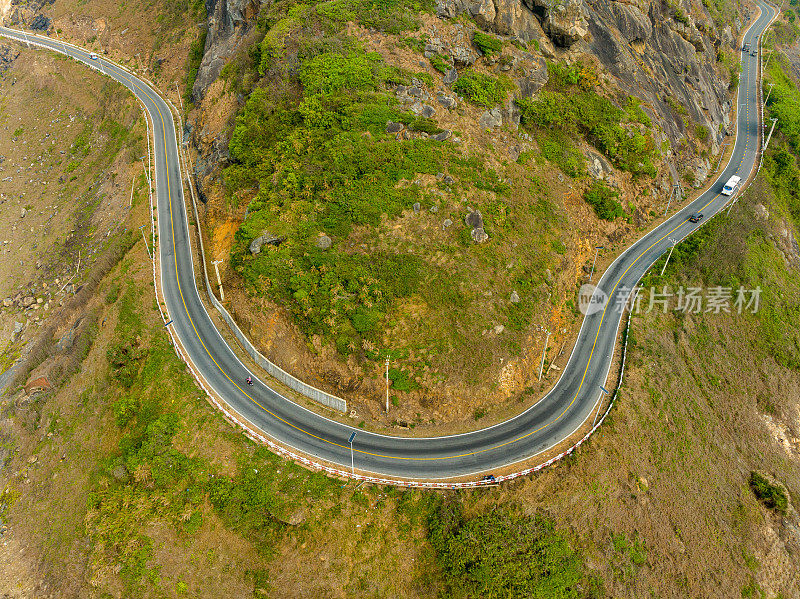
[181,0,750,428]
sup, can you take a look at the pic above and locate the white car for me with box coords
[89,52,98,60]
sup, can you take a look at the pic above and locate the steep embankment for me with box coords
[184,0,748,429]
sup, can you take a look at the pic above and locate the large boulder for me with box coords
[526,0,590,47]
[479,108,503,130]
[517,57,549,98]
[249,230,284,255]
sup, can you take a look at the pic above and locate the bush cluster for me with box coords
[518,63,656,178]
[749,472,788,514]
[584,181,625,221]
[452,70,514,107]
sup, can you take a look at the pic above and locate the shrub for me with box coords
[430,54,451,73]
[749,472,788,514]
[472,31,502,55]
[584,181,625,221]
[518,76,656,177]
[538,130,586,178]
[427,501,594,598]
[452,70,513,107]
[299,52,376,96]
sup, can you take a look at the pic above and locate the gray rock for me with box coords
[22,296,34,308]
[386,121,404,134]
[471,227,489,243]
[510,290,520,303]
[451,45,477,67]
[517,58,549,98]
[13,322,23,334]
[437,93,457,109]
[410,102,424,115]
[586,151,612,180]
[421,104,437,118]
[430,205,439,213]
[20,207,26,218]
[249,231,284,255]
[56,329,74,352]
[470,0,496,29]
[315,234,332,250]
[443,218,453,229]
[479,108,503,130]
[2,298,11,307]
[465,209,484,229]
[408,86,423,98]
[431,130,452,142]
[502,100,521,130]
[443,68,459,85]
[30,14,50,31]
[413,202,421,213]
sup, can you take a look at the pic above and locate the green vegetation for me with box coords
[220,0,563,374]
[299,51,378,95]
[183,27,208,107]
[472,31,503,55]
[584,181,625,221]
[315,0,429,34]
[749,472,788,514]
[673,6,689,25]
[430,54,451,73]
[452,70,514,107]
[518,62,656,178]
[428,501,599,598]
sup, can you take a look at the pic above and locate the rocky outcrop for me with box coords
[430,0,734,157]
[192,0,266,102]
[0,44,20,78]
[249,231,284,255]
[526,0,590,47]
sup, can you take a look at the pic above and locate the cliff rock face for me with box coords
[192,0,266,102]
[435,0,735,153]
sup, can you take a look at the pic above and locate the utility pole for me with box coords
[588,246,604,283]
[348,432,357,476]
[764,82,774,105]
[139,224,151,258]
[538,330,551,381]
[211,259,225,301]
[136,52,142,72]
[660,238,677,277]
[385,357,390,413]
[129,175,136,207]
[763,117,779,152]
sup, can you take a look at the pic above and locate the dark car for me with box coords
[688,212,704,223]
[751,50,757,56]
[481,474,496,483]
[743,43,750,51]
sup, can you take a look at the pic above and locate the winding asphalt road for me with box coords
[0,1,775,481]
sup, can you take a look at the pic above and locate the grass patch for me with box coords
[427,500,599,598]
